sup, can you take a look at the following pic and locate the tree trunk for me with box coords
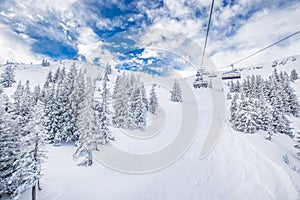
[38,180,42,190]
[32,184,36,200]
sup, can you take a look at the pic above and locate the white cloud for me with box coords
[0,0,299,71]
[209,2,300,68]
[0,23,42,64]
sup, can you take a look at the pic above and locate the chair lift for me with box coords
[221,64,241,80]
[193,69,208,88]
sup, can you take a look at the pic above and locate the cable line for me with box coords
[220,30,300,70]
[200,0,215,69]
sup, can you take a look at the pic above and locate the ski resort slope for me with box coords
[1,57,299,200]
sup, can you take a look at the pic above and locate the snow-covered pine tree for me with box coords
[0,65,16,88]
[43,70,53,89]
[232,98,260,133]
[124,75,139,130]
[68,63,78,92]
[103,70,109,82]
[295,130,300,156]
[226,92,232,100]
[255,75,265,100]
[242,76,251,97]
[112,75,121,100]
[290,69,298,82]
[171,80,182,102]
[263,76,274,100]
[141,84,148,111]
[52,67,61,84]
[269,69,285,113]
[229,93,238,123]
[265,131,274,141]
[101,75,111,119]
[249,74,257,98]
[23,101,47,200]
[240,88,245,101]
[12,81,24,115]
[105,64,112,74]
[73,77,100,166]
[281,75,300,117]
[257,96,272,131]
[42,80,56,142]
[235,80,241,92]
[41,59,50,67]
[52,73,75,144]
[0,94,23,199]
[95,100,114,145]
[229,81,235,92]
[268,70,293,136]
[62,66,77,141]
[112,74,130,127]
[149,84,159,114]
[270,105,292,137]
[130,86,147,129]
[51,81,64,145]
[12,80,34,136]
[33,85,41,104]
[72,70,85,140]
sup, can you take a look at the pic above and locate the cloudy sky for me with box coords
[0,0,299,69]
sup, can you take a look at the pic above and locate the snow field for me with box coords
[2,56,299,199]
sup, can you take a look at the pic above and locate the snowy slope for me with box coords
[2,56,299,200]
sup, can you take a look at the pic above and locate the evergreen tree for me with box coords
[171,80,182,102]
[33,85,41,104]
[95,101,114,145]
[42,82,56,142]
[129,86,147,129]
[41,59,50,67]
[105,64,112,74]
[43,70,53,88]
[229,81,235,92]
[52,67,61,84]
[141,84,148,111]
[257,97,272,131]
[101,76,111,121]
[12,80,34,136]
[12,81,24,115]
[242,76,251,97]
[281,76,300,117]
[0,65,16,87]
[73,78,99,166]
[52,73,75,144]
[265,131,274,141]
[23,102,47,200]
[232,98,260,133]
[72,70,85,140]
[112,75,121,100]
[226,92,232,100]
[295,131,300,156]
[149,84,159,114]
[103,71,109,82]
[0,94,23,199]
[290,69,298,82]
[112,74,130,127]
[235,80,241,92]
[270,105,292,137]
[230,94,238,123]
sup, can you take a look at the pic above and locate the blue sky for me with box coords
[0,0,299,68]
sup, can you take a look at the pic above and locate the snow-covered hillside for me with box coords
[1,55,300,200]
